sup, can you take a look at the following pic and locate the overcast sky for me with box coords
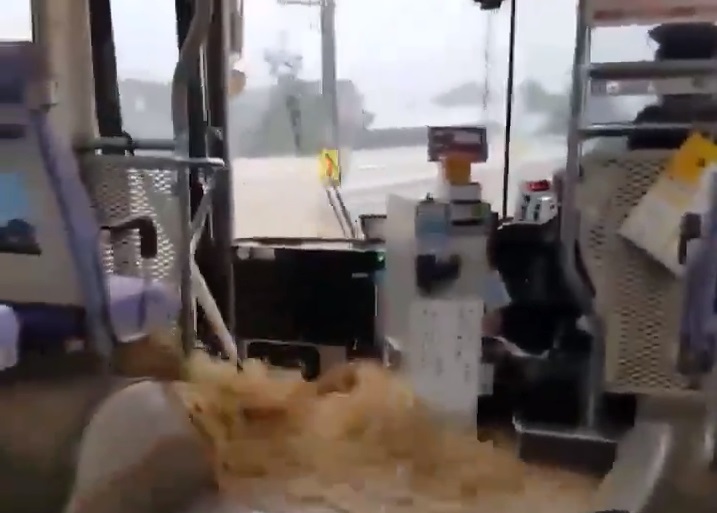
[3,0,656,122]
[4,0,656,81]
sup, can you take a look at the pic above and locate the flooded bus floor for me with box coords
[167,354,599,513]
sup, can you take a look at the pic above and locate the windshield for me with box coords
[105,0,657,241]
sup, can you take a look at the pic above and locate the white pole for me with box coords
[277,0,340,155]
[320,0,340,155]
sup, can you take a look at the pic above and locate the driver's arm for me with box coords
[482,303,581,356]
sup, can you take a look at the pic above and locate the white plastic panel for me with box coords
[406,298,485,425]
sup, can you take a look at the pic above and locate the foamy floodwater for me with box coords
[233,142,566,240]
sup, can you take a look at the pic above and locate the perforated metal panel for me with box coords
[579,150,693,395]
[79,154,181,286]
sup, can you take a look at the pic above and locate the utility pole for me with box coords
[276,0,340,156]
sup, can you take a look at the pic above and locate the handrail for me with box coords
[75,137,175,153]
[171,0,215,355]
[171,0,213,142]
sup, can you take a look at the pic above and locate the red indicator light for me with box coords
[527,180,551,192]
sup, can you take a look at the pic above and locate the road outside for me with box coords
[233,141,565,239]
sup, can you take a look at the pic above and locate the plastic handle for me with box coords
[679,213,702,265]
[101,215,158,259]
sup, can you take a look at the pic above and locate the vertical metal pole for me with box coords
[500,0,517,218]
[559,0,590,257]
[320,0,340,156]
[173,0,213,354]
[205,0,237,335]
[560,0,600,431]
[174,0,195,355]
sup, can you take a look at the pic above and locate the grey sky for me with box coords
[3,0,655,79]
[104,0,655,90]
[3,0,656,121]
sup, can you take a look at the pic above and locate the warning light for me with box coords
[527,180,551,192]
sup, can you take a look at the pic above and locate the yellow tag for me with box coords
[319,148,340,184]
[665,132,717,186]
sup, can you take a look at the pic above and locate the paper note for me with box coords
[620,133,717,275]
[407,299,485,424]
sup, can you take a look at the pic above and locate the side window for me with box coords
[0,3,36,255]
[0,172,40,255]
[1,1,33,41]
[110,0,178,139]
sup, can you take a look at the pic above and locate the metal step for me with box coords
[590,76,717,97]
[579,122,706,139]
[589,60,717,81]
[588,60,717,96]
[514,417,619,475]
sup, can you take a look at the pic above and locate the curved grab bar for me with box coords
[191,259,239,365]
[171,0,214,143]
[171,0,216,355]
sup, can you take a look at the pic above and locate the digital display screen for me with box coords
[427,125,489,163]
[0,172,41,255]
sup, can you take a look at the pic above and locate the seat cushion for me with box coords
[107,275,179,342]
[0,304,20,370]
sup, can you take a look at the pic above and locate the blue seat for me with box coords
[0,41,179,363]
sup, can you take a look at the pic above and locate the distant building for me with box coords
[119,77,370,157]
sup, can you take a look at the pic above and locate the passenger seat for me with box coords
[0,41,179,367]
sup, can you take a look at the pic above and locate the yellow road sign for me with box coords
[319,148,340,183]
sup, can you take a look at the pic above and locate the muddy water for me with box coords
[178,357,599,513]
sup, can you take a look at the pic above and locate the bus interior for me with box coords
[1,0,717,512]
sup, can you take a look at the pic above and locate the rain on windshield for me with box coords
[106,0,657,240]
